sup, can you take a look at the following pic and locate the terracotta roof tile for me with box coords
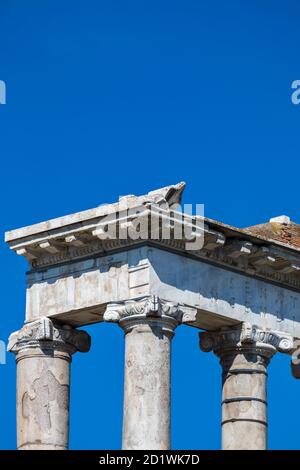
[243,216,300,250]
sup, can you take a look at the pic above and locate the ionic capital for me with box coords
[103,295,183,333]
[8,317,91,357]
[200,322,293,359]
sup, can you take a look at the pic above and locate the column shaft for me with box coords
[122,320,172,450]
[16,348,71,450]
[220,350,268,450]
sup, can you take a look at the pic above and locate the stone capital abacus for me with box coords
[103,295,184,335]
[8,317,91,360]
[200,322,294,361]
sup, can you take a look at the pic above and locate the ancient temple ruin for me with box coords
[5,182,300,450]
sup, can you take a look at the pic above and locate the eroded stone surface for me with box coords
[17,351,71,450]
[22,368,69,432]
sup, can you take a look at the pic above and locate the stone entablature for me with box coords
[5,182,300,290]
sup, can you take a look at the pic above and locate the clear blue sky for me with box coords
[1,0,300,449]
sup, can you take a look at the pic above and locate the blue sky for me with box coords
[1,0,300,449]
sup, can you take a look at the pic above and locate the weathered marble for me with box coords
[8,318,90,450]
[200,323,293,450]
[104,296,182,450]
[5,183,300,451]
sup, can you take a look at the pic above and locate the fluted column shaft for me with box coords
[8,318,91,450]
[104,296,182,450]
[200,323,293,450]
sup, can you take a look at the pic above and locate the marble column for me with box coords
[8,317,91,450]
[200,323,293,450]
[104,296,183,450]
[291,339,300,378]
